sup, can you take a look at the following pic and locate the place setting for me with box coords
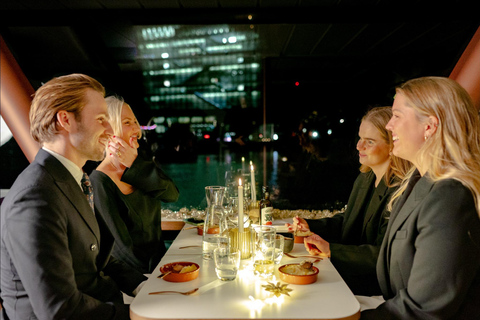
[131,171,361,320]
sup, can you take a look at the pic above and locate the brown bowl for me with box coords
[294,235,306,243]
[197,226,219,236]
[278,264,319,285]
[159,262,200,282]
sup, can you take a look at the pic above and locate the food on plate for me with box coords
[160,262,200,282]
[178,264,198,273]
[295,230,314,237]
[294,229,314,243]
[169,263,198,274]
[280,260,316,275]
[278,261,319,285]
[172,264,184,273]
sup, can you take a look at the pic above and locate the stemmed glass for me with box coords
[225,196,249,228]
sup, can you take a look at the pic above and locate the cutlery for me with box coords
[284,252,323,260]
[157,271,172,279]
[179,245,201,249]
[149,288,199,295]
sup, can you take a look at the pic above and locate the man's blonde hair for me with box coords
[29,73,105,144]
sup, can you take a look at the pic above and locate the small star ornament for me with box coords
[262,282,293,297]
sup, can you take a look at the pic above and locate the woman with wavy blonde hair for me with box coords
[362,77,480,319]
[359,106,412,187]
[290,106,412,296]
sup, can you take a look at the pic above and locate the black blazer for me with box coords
[0,149,146,320]
[90,155,179,273]
[307,171,397,295]
[362,171,480,319]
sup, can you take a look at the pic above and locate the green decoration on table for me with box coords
[262,282,293,297]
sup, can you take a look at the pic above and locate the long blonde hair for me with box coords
[388,77,480,215]
[359,106,412,187]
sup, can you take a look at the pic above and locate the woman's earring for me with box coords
[424,135,428,141]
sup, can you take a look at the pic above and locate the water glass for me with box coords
[253,225,276,277]
[214,247,241,281]
[274,234,285,264]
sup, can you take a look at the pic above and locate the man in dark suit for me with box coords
[0,74,147,319]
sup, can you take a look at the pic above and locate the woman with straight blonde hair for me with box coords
[90,95,179,273]
[362,77,480,319]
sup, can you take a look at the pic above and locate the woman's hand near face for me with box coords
[108,135,138,168]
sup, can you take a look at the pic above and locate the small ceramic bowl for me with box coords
[277,232,294,253]
[278,264,319,285]
[159,262,200,282]
[294,235,306,244]
[197,226,219,236]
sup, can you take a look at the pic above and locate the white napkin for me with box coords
[355,295,385,311]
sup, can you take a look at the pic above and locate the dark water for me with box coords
[160,147,359,212]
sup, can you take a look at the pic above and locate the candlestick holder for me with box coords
[228,226,253,260]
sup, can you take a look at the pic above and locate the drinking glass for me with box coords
[274,234,285,264]
[253,225,276,277]
[214,247,241,281]
[224,170,237,200]
[226,196,249,227]
[226,196,239,227]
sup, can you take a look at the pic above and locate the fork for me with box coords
[284,252,323,259]
[149,288,199,295]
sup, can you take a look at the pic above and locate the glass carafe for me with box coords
[203,186,229,260]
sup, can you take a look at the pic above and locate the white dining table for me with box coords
[130,221,361,320]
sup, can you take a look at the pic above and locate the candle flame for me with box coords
[251,164,254,171]
[239,178,242,186]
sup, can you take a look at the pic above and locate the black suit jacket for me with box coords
[0,149,146,320]
[307,171,397,295]
[362,171,480,319]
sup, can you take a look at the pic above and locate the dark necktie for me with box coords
[81,172,95,213]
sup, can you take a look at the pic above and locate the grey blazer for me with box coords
[362,171,480,319]
[0,149,146,320]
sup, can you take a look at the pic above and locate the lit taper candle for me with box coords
[250,164,256,203]
[238,178,244,232]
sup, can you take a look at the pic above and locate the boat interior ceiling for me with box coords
[1,0,479,123]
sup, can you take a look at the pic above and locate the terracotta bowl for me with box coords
[278,264,319,285]
[197,226,219,236]
[294,235,306,243]
[159,262,200,282]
